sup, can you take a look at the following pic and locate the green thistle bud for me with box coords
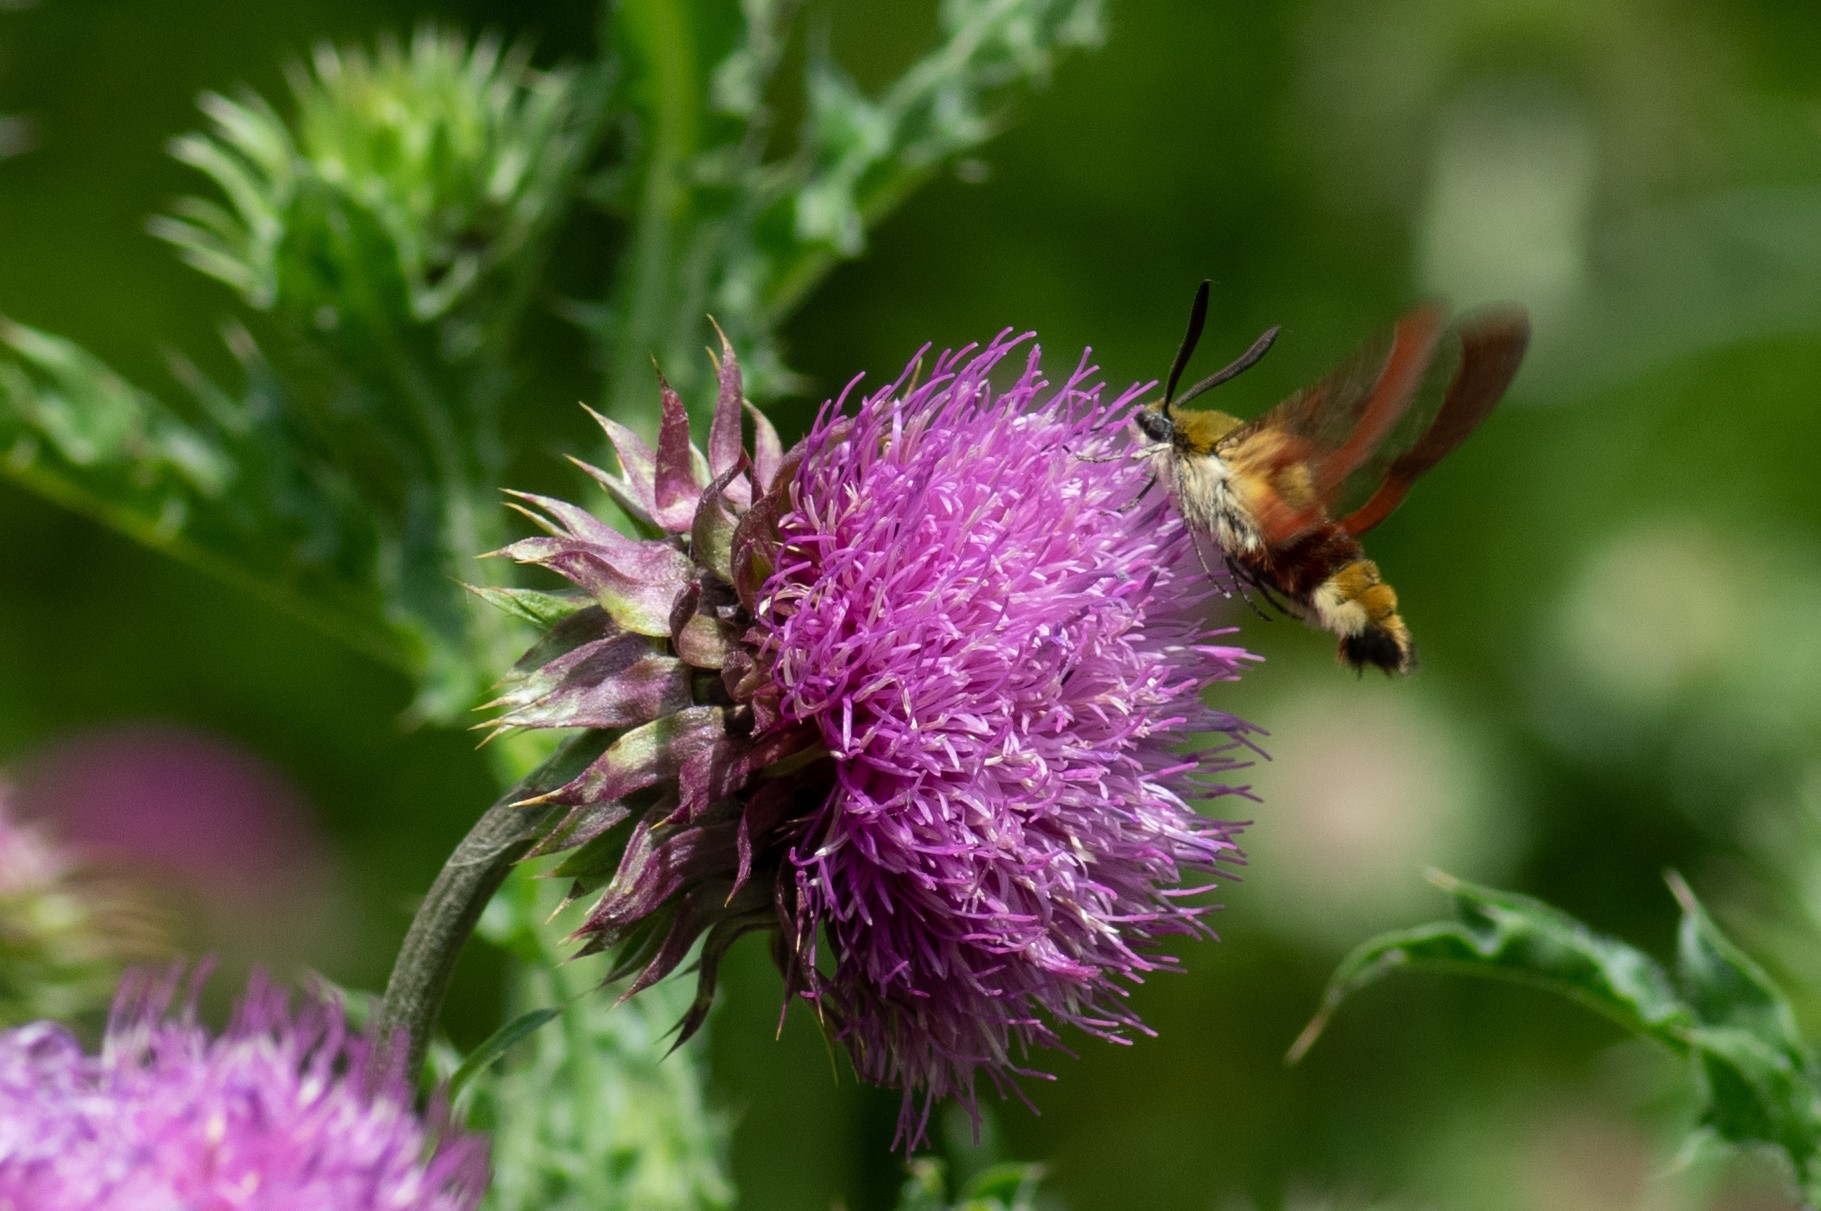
[153,27,592,341]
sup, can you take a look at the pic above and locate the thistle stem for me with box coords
[378,734,595,1077]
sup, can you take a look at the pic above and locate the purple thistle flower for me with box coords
[489,330,1259,1148]
[759,336,1257,1138]
[0,967,487,1210]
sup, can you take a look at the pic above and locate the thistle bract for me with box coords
[490,332,1258,1145]
[0,968,486,1210]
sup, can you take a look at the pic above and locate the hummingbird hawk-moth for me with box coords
[1136,281,1529,673]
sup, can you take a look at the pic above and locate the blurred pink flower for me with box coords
[0,781,147,1022]
[0,967,487,1210]
[14,725,346,966]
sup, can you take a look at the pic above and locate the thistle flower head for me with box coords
[489,331,1259,1147]
[0,967,486,1209]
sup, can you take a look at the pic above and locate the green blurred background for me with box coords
[3,1,1821,1208]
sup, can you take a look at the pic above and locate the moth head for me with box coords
[1134,404,1174,443]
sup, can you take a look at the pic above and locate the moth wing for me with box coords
[1215,307,1447,545]
[1337,306,1529,535]
[1214,424,1329,546]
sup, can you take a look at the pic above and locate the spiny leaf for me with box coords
[1671,870,1807,1048]
[0,320,405,665]
[1298,871,1821,1210]
[1667,873,1821,1204]
[1288,871,1693,1063]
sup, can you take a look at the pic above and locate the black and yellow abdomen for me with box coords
[1233,523,1416,675]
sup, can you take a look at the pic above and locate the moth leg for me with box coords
[1188,530,1232,597]
[1183,519,1276,620]
[1065,436,1156,465]
[1224,551,1285,621]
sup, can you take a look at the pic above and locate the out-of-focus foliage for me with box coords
[0,2,1097,721]
[892,1158,1049,1211]
[154,30,591,328]
[0,0,27,161]
[0,317,392,659]
[590,0,1103,412]
[1296,873,1821,1207]
[1,29,589,717]
[464,866,734,1211]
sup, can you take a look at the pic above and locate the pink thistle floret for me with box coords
[758,333,1258,1143]
[0,968,487,1210]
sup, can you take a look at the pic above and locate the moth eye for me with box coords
[1134,407,1172,442]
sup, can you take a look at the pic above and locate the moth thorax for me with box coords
[1171,408,1245,455]
[1173,451,1263,555]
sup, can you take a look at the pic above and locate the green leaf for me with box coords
[0,319,227,523]
[1666,873,1821,1204]
[1289,871,1694,1063]
[0,320,403,666]
[449,1006,563,1101]
[1671,870,1807,1047]
[1688,1025,1821,1201]
[758,0,1106,317]
[1300,872,1821,1210]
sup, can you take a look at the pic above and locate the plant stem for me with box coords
[378,732,600,1076]
[601,0,702,435]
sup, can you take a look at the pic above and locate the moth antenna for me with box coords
[1173,325,1281,408]
[1163,279,1212,406]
